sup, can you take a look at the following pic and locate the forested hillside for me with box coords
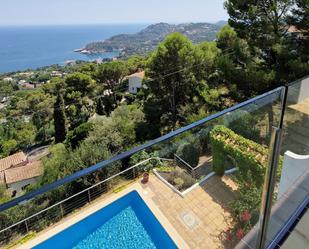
[84,22,224,56]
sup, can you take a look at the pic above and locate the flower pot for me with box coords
[142,172,149,184]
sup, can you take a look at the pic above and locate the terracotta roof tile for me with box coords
[128,71,145,79]
[0,152,27,171]
[0,171,5,185]
[4,161,42,184]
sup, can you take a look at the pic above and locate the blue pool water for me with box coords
[34,191,177,249]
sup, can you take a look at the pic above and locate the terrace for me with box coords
[0,76,308,249]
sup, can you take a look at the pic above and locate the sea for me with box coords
[0,24,147,73]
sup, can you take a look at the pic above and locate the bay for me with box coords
[0,24,147,73]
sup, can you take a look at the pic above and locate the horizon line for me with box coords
[0,20,228,27]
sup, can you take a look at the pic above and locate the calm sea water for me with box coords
[0,24,147,73]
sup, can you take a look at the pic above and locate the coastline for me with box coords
[0,24,144,73]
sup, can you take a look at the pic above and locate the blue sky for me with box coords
[0,0,228,25]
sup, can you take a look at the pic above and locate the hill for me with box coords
[81,22,223,57]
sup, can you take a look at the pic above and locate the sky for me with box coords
[0,0,228,26]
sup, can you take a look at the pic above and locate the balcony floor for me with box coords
[281,208,309,249]
[145,174,238,249]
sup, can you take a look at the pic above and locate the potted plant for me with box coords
[141,164,152,184]
[142,171,149,184]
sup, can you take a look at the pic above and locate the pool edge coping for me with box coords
[18,179,189,249]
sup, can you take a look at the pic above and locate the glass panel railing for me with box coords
[264,76,309,249]
[0,87,285,248]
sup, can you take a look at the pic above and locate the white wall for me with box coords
[288,76,309,104]
[128,77,142,94]
[278,151,309,199]
[7,177,39,196]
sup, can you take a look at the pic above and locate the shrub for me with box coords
[209,125,283,186]
[166,168,195,191]
[176,142,199,168]
[213,156,225,176]
[228,113,261,143]
[65,122,93,149]
[174,177,184,189]
[196,127,211,152]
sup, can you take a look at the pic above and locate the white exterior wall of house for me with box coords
[278,151,309,199]
[287,76,309,104]
[128,76,143,94]
[3,77,13,83]
[7,177,39,196]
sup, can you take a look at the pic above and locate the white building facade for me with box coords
[128,71,145,94]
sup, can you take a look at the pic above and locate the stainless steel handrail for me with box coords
[0,86,284,212]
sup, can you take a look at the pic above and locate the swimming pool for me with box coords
[34,191,177,249]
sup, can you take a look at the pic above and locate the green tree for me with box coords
[126,55,146,74]
[101,96,115,116]
[26,90,54,130]
[96,61,128,102]
[35,73,50,83]
[95,97,105,115]
[139,97,163,141]
[224,0,308,87]
[215,25,259,95]
[64,73,95,129]
[176,142,200,168]
[110,104,144,148]
[285,0,309,79]
[0,81,14,97]
[66,122,93,149]
[195,41,220,81]
[0,139,18,157]
[54,91,67,143]
[14,122,36,148]
[146,33,201,129]
[65,73,96,97]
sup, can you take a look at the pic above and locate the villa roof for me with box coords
[4,161,42,184]
[0,171,5,185]
[128,71,145,79]
[0,152,27,171]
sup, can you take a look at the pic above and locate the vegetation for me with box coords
[0,1,308,244]
[53,91,67,143]
[210,125,285,242]
[145,33,203,128]
[165,168,196,191]
[210,125,269,186]
[176,142,200,168]
[84,22,223,56]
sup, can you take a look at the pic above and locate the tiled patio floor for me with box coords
[142,174,239,249]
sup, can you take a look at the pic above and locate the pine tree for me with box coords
[288,0,309,67]
[96,97,105,115]
[54,92,67,143]
[225,0,308,86]
[225,0,294,86]
[146,33,201,128]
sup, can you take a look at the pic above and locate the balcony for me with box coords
[0,76,308,249]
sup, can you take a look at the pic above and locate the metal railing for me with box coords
[2,75,309,249]
[0,86,284,213]
[0,157,162,245]
[0,85,286,248]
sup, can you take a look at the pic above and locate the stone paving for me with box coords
[143,174,239,249]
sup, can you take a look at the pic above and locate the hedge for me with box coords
[210,125,282,187]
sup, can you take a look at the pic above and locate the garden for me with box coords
[153,135,214,195]
[209,125,283,243]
